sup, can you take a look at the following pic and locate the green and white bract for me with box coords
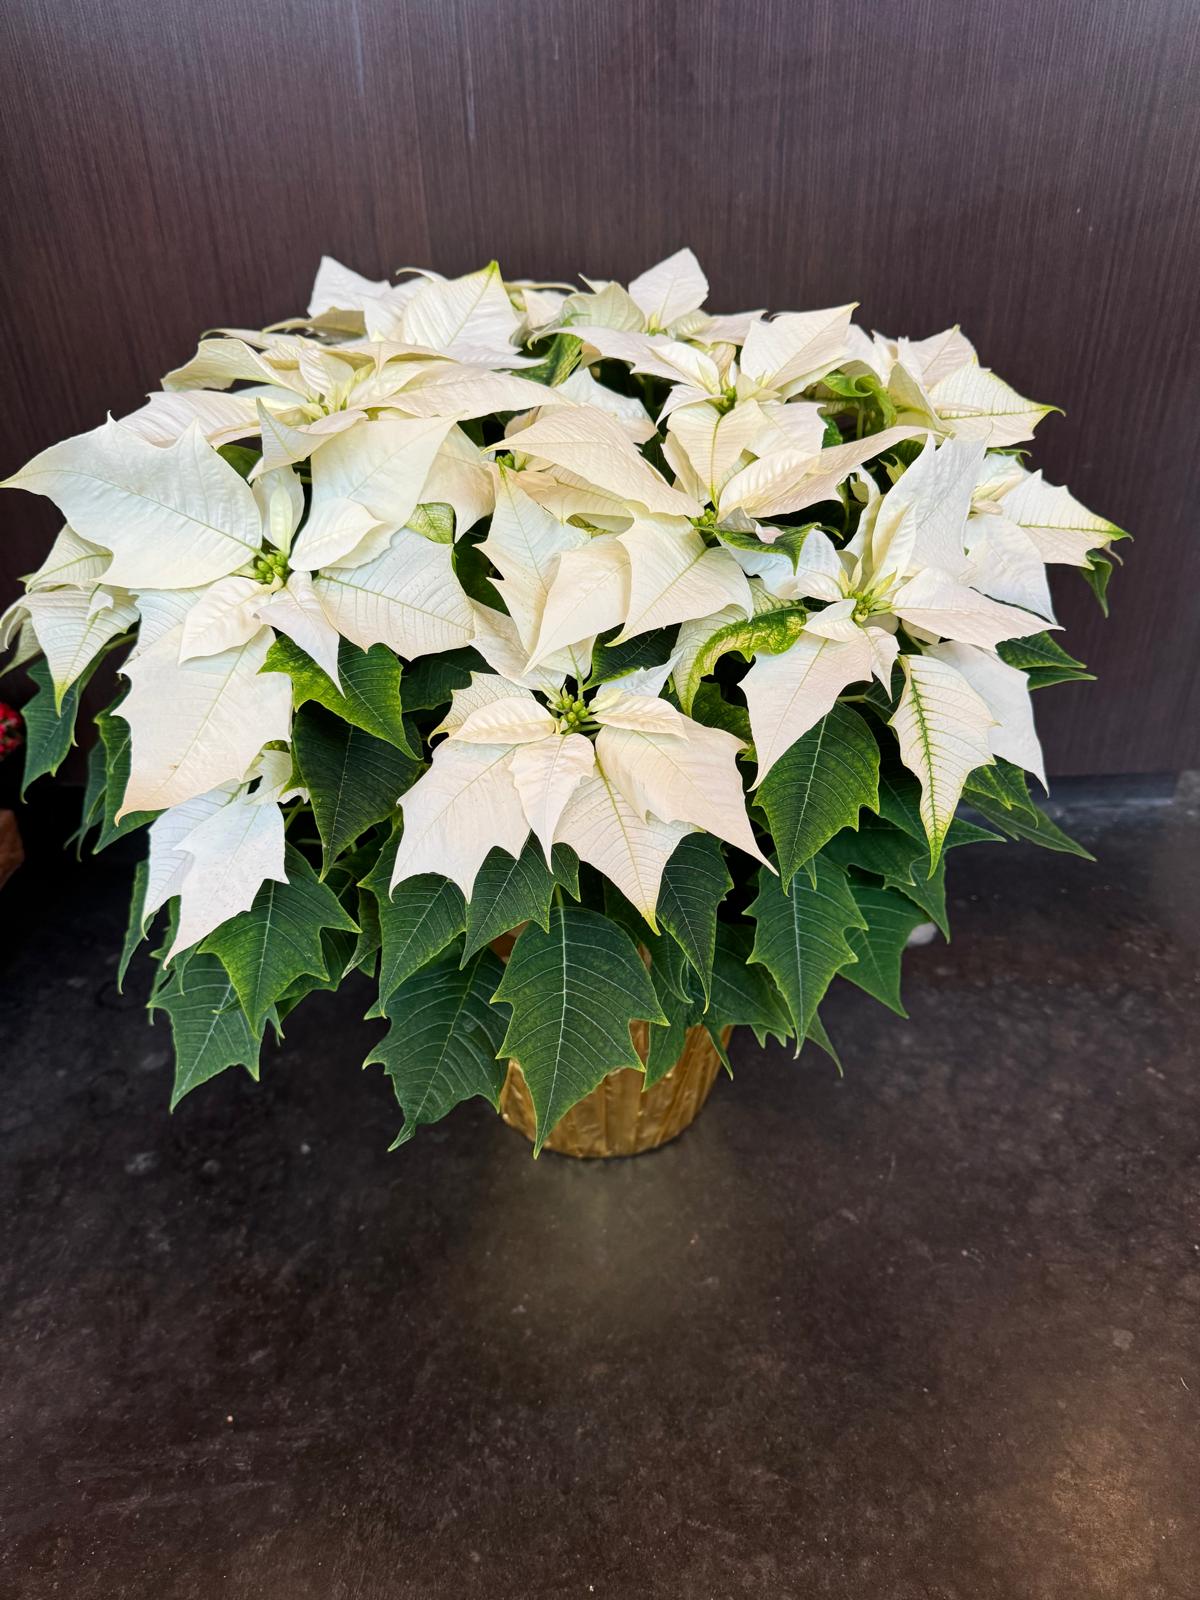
[2,250,1122,1149]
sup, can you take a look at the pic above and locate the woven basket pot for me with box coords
[498,1020,729,1159]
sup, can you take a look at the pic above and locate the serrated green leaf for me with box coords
[587,626,678,688]
[152,951,264,1109]
[292,705,417,874]
[94,705,157,849]
[400,647,487,712]
[804,1009,842,1071]
[643,983,697,1089]
[117,857,150,992]
[964,761,1093,859]
[688,681,753,746]
[262,635,415,756]
[677,601,808,714]
[840,881,930,1016]
[201,845,358,1029]
[875,757,998,849]
[20,657,81,795]
[452,537,504,609]
[997,631,1092,688]
[365,839,466,1015]
[366,947,508,1146]
[748,857,866,1044]
[521,331,584,388]
[757,704,880,889]
[492,906,665,1153]
[706,922,792,1048]
[824,810,990,938]
[656,833,732,1004]
[461,839,580,961]
[1081,551,1114,615]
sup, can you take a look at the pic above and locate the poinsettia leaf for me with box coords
[400,646,487,712]
[676,601,808,714]
[804,1009,842,1071]
[840,882,930,1016]
[95,705,158,850]
[748,856,866,1043]
[117,857,150,992]
[643,983,697,1089]
[656,832,732,1004]
[492,906,666,1153]
[964,762,1093,859]
[997,631,1092,688]
[961,758,1041,819]
[461,839,580,961]
[217,443,260,479]
[364,836,467,1015]
[1081,551,1114,615]
[292,705,418,874]
[152,951,265,1110]
[688,681,754,746]
[262,634,416,756]
[876,756,999,849]
[522,332,584,388]
[366,947,508,1147]
[201,844,358,1029]
[706,922,792,1048]
[587,625,678,687]
[20,657,82,795]
[756,704,880,889]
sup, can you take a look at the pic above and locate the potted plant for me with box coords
[0,250,1121,1157]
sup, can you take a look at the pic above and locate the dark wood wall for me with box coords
[2,0,1197,775]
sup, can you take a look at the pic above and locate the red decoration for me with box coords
[0,702,23,762]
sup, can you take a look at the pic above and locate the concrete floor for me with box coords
[1,782,1197,1600]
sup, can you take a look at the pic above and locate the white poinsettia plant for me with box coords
[2,248,1123,1151]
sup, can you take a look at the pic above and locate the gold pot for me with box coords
[498,1021,729,1159]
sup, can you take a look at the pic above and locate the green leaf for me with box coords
[452,537,504,609]
[292,705,417,874]
[718,521,823,571]
[804,1009,842,1071]
[94,706,158,849]
[400,647,487,712]
[964,761,1093,859]
[152,951,265,1110]
[20,657,81,795]
[201,845,358,1029]
[217,443,261,479]
[365,840,466,1015]
[587,626,678,687]
[117,857,150,992]
[997,631,1093,689]
[643,983,697,1089]
[875,757,998,849]
[461,839,580,961]
[687,681,753,746]
[748,857,867,1042]
[408,502,455,543]
[521,332,584,388]
[1081,551,1114,615]
[676,601,808,714]
[706,922,792,1048]
[366,947,509,1147]
[656,833,732,1004]
[262,635,416,756]
[492,906,666,1153]
[824,812,986,938]
[756,705,880,888]
[840,882,930,1016]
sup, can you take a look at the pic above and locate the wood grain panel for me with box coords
[1,0,1197,774]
